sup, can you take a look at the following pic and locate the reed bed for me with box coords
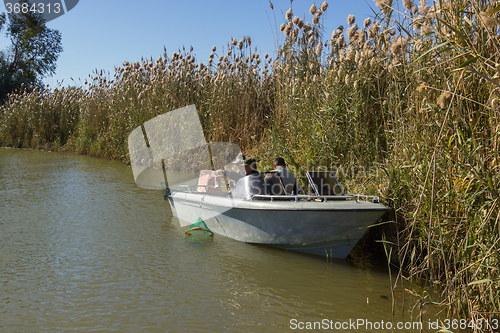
[1,0,499,326]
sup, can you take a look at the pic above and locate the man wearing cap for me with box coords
[222,157,259,183]
[227,157,265,199]
[243,158,259,175]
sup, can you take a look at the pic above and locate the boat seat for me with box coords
[306,170,344,196]
[197,170,223,192]
[262,172,289,198]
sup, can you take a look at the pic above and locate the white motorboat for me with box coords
[128,105,387,258]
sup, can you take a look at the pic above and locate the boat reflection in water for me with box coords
[128,105,387,258]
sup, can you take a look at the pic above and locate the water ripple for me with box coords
[0,149,435,332]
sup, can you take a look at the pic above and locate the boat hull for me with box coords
[168,192,387,258]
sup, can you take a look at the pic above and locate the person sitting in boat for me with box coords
[272,157,299,195]
[220,156,256,183]
[228,158,266,199]
[243,158,259,175]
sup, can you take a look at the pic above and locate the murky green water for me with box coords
[1,148,442,332]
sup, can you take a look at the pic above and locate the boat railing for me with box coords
[166,184,381,203]
[175,185,192,192]
[350,194,381,203]
[174,184,219,193]
[251,194,380,203]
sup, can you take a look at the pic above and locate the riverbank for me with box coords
[1,0,499,324]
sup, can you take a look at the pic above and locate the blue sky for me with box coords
[1,0,379,87]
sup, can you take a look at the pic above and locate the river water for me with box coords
[0,148,442,332]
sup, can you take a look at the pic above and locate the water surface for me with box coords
[0,148,438,332]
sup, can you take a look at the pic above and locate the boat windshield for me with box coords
[306,170,345,196]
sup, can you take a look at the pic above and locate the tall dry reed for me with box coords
[1,0,499,326]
